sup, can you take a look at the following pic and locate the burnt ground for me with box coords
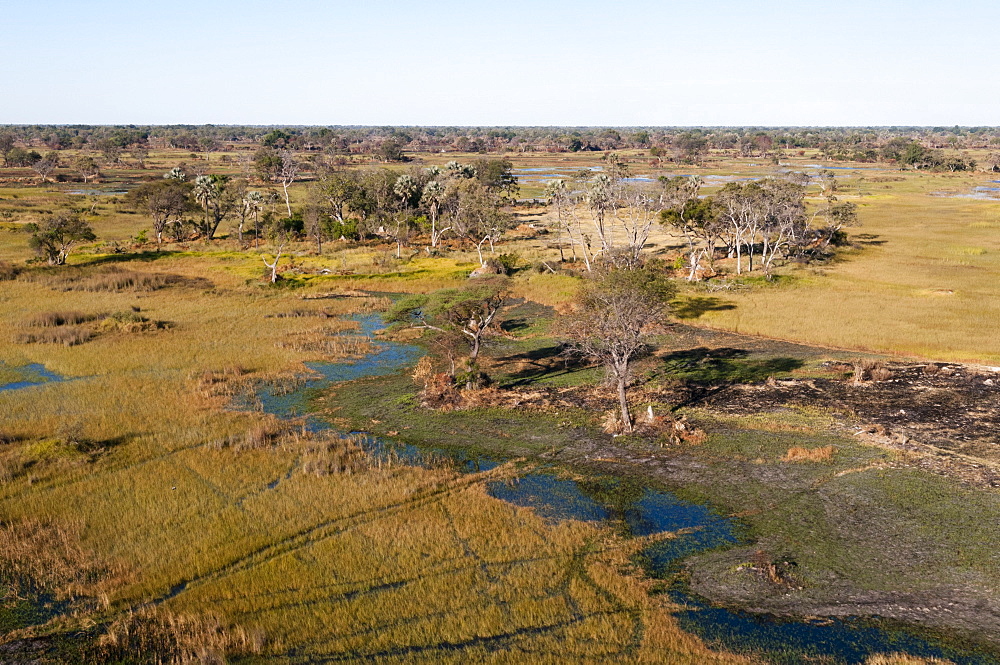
[702,361,1000,488]
[491,315,1000,489]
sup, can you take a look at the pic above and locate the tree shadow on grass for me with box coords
[658,347,803,385]
[74,434,132,458]
[78,250,182,266]
[495,344,594,387]
[672,296,736,320]
[500,318,533,334]
[854,233,887,247]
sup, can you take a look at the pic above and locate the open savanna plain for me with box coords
[3,143,1000,663]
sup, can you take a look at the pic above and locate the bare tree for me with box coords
[261,241,286,284]
[758,180,807,277]
[236,152,255,180]
[715,181,766,274]
[566,158,663,267]
[611,181,659,262]
[260,216,291,283]
[279,151,299,217]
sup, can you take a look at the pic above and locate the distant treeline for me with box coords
[0,125,995,171]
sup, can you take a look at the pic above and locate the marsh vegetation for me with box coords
[2,125,1000,662]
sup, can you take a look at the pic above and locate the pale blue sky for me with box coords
[2,0,997,125]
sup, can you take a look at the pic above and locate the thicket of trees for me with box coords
[659,174,858,280]
[1,125,999,171]
[116,159,520,267]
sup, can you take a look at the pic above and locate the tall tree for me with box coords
[253,147,283,183]
[304,199,330,255]
[472,158,519,201]
[445,179,511,264]
[317,169,361,225]
[421,180,449,249]
[278,151,299,216]
[563,265,675,432]
[260,213,292,283]
[0,132,14,160]
[550,177,602,269]
[240,190,265,248]
[660,175,725,280]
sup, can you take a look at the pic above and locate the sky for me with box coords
[2,0,998,126]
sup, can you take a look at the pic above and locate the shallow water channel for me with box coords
[256,312,998,664]
[0,363,64,392]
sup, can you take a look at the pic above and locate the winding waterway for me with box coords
[247,312,1000,663]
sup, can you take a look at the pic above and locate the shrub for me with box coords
[495,252,521,274]
[420,372,461,409]
[865,655,955,665]
[300,433,370,476]
[411,355,434,387]
[73,268,178,292]
[0,261,20,281]
[851,358,890,383]
[93,609,265,665]
[16,326,92,346]
[0,518,126,608]
[870,366,894,382]
[99,310,165,333]
[23,310,100,327]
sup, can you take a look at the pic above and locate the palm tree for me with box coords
[193,175,217,239]
[421,180,449,248]
[393,174,417,209]
[391,175,418,258]
[544,179,569,263]
[587,173,615,254]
